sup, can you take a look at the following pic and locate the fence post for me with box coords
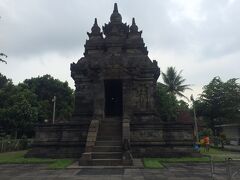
[226,158,232,180]
[210,156,214,179]
[1,139,3,152]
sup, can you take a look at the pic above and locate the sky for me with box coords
[0,0,239,100]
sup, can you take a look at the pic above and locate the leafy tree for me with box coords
[6,92,38,137]
[155,82,179,121]
[0,73,14,110]
[196,77,240,129]
[199,128,213,139]
[162,67,191,99]
[0,74,74,138]
[23,75,74,122]
[178,100,189,111]
[0,73,12,89]
[0,82,38,137]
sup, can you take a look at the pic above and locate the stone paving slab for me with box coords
[68,159,144,169]
[0,163,240,179]
[77,168,124,175]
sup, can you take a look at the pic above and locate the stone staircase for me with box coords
[91,117,122,166]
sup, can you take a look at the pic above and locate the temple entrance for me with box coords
[104,80,123,116]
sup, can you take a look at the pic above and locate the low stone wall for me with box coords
[27,117,196,158]
[130,120,195,157]
[26,120,90,158]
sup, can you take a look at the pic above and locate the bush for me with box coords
[0,136,32,153]
[199,128,213,139]
[19,135,28,149]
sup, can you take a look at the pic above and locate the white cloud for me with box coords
[169,0,206,24]
[0,0,239,99]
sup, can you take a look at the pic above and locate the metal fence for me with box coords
[204,155,240,180]
[225,158,240,180]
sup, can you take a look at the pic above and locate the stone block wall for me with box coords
[130,119,195,157]
[26,121,90,158]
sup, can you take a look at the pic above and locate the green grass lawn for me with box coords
[201,147,240,161]
[0,150,74,169]
[143,147,240,169]
[144,158,165,169]
[144,156,211,169]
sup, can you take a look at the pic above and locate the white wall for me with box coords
[223,126,240,145]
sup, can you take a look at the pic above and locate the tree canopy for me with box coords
[155,67,192,122]
[155,82,191,122]
[23,75,74,122]
[0,73,74,138]
[195,77,240,128]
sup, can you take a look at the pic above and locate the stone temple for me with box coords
[27,3,195,166]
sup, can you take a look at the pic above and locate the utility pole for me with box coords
[191,94,199,143]
[52,96,56,124]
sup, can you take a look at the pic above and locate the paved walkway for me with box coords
[0,163,239,180]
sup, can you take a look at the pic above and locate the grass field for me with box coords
[1,148,239,169]
[0,150,74,169]
[201,147,240,161]
[144,147,240,169]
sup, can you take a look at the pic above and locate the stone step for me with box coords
[91,159,122,166]
[98,129,121,133]
[97,136,122,141]
[98,127,121,131]
[98,132,122,136]
[98,132,121,136]
[102,119,120,121]
[100,123,121,126]
[104,116,121,118]
[98,131,121,134]
[101,119,121,122]
[100,124,121,128]
[100,127,121,130]
[96,141,122,146]
[97,133,121,137]
[101,123,121,125]
[92,152,122,159]
[97,136,121,139]
[93,145,122,152]
[101,121,121,124]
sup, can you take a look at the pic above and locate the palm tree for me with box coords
[162,66,191,99]
[0,53,7,64]
[0,18,7,64]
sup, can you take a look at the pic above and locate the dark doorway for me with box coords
[105,80,123,116]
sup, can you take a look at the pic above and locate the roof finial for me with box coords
[130,17,138,32]
[113,3,118,13]
[132,18,136,25]
[110,3,122,23]
[94,18,98,25]
[90,18,101,35]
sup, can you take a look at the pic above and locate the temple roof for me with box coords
[72,3,160,81]
[130,18,138,32]
[91,18,101,35]
[110,3,122,24]
[84,3,148,55]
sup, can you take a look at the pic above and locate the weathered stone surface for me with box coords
[27,3,196,161]
[26,121,89,158]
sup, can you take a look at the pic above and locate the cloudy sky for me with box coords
[0,0,239,99]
